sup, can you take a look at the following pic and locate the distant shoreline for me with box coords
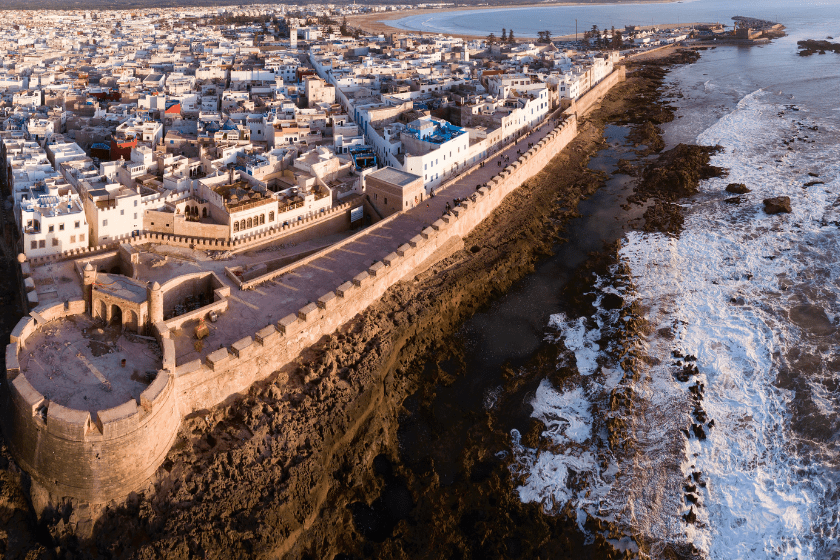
[347,2,701,41]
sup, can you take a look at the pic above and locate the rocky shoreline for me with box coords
[0,47,719,559]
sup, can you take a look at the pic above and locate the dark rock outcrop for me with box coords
[725,183,750,194]
[763,196,792,214]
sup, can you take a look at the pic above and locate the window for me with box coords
[30,241,36,250]
[240,219,246,231]
[384,197,388,205]
[48,225,54,233]
[75,221,80,229]
[70,235,76,243]
[59,224,64,231]
[268,211,274,222]
[134,200,138,207]
[39,240,45,248]
[247,218,253,229]
[103,219,108,226]
[120,209,124,215]
[260,214,265,225]
[234,222,239,232]
[52,238,58,247]
[134,213,137,219]
[80,234,85,241]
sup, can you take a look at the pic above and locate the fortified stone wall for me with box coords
[6,70,624,505]
[2,300,181,503]
[170,115,580,415]
[563,66,627,120]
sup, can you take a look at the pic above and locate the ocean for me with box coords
[388,0,836,40]
[396,1,840,558]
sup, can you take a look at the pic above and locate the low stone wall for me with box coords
[238,212,403,291]
[1,301,181,504]
[25,199,363,267]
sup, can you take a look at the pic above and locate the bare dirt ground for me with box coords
[0,47,711,559]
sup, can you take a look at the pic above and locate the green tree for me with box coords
[507,29,515,43]
[501,28,507,42]
[487,32,498,44]
[537,30,551,43]
[340,17,349,36]
[612,30,623,49]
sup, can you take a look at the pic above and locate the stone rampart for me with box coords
[174,115,581,415]
[5,70,624,505]
[2,302,181,504]
[563,65,627,119]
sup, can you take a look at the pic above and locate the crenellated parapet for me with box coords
[2,301,180,504]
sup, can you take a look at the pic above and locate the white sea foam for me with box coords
[547,313,601,376]
[620,89,840,558]
[512,85,840,558]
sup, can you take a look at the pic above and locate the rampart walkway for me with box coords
[172,113,564,364]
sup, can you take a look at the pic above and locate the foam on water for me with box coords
[621,88,840,558]
[511,85,840,557]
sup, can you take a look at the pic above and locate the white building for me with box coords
[399,117,470,191]
[19,180,88,258]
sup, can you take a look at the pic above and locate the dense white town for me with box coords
[0,3,699,268]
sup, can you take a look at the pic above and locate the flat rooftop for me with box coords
[19,315,161,414]
[368,167,421,187]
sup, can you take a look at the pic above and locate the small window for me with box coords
[268,211,274,222]
[103,219,108,226]
[39,240,45,248]
[134,200,138,207]
[70,235,76,243]
[80,233,85,241]
[52,238,58,247]
[384,197,388,205]
[75,221,80,229]
[134,213,137,219]
[120,209,124,215]
[30,241,37,250]
[59,223,64,231]
[48,225,54,233]
[150,222,155,226]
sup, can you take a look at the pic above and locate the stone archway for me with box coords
[97,300,108,322]
[125,309,138,332]
[110,304,122,327]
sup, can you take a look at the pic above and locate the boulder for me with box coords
[763,196,792,214]
[725,183,750,194]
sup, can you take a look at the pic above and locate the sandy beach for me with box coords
[347,2,705,41]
